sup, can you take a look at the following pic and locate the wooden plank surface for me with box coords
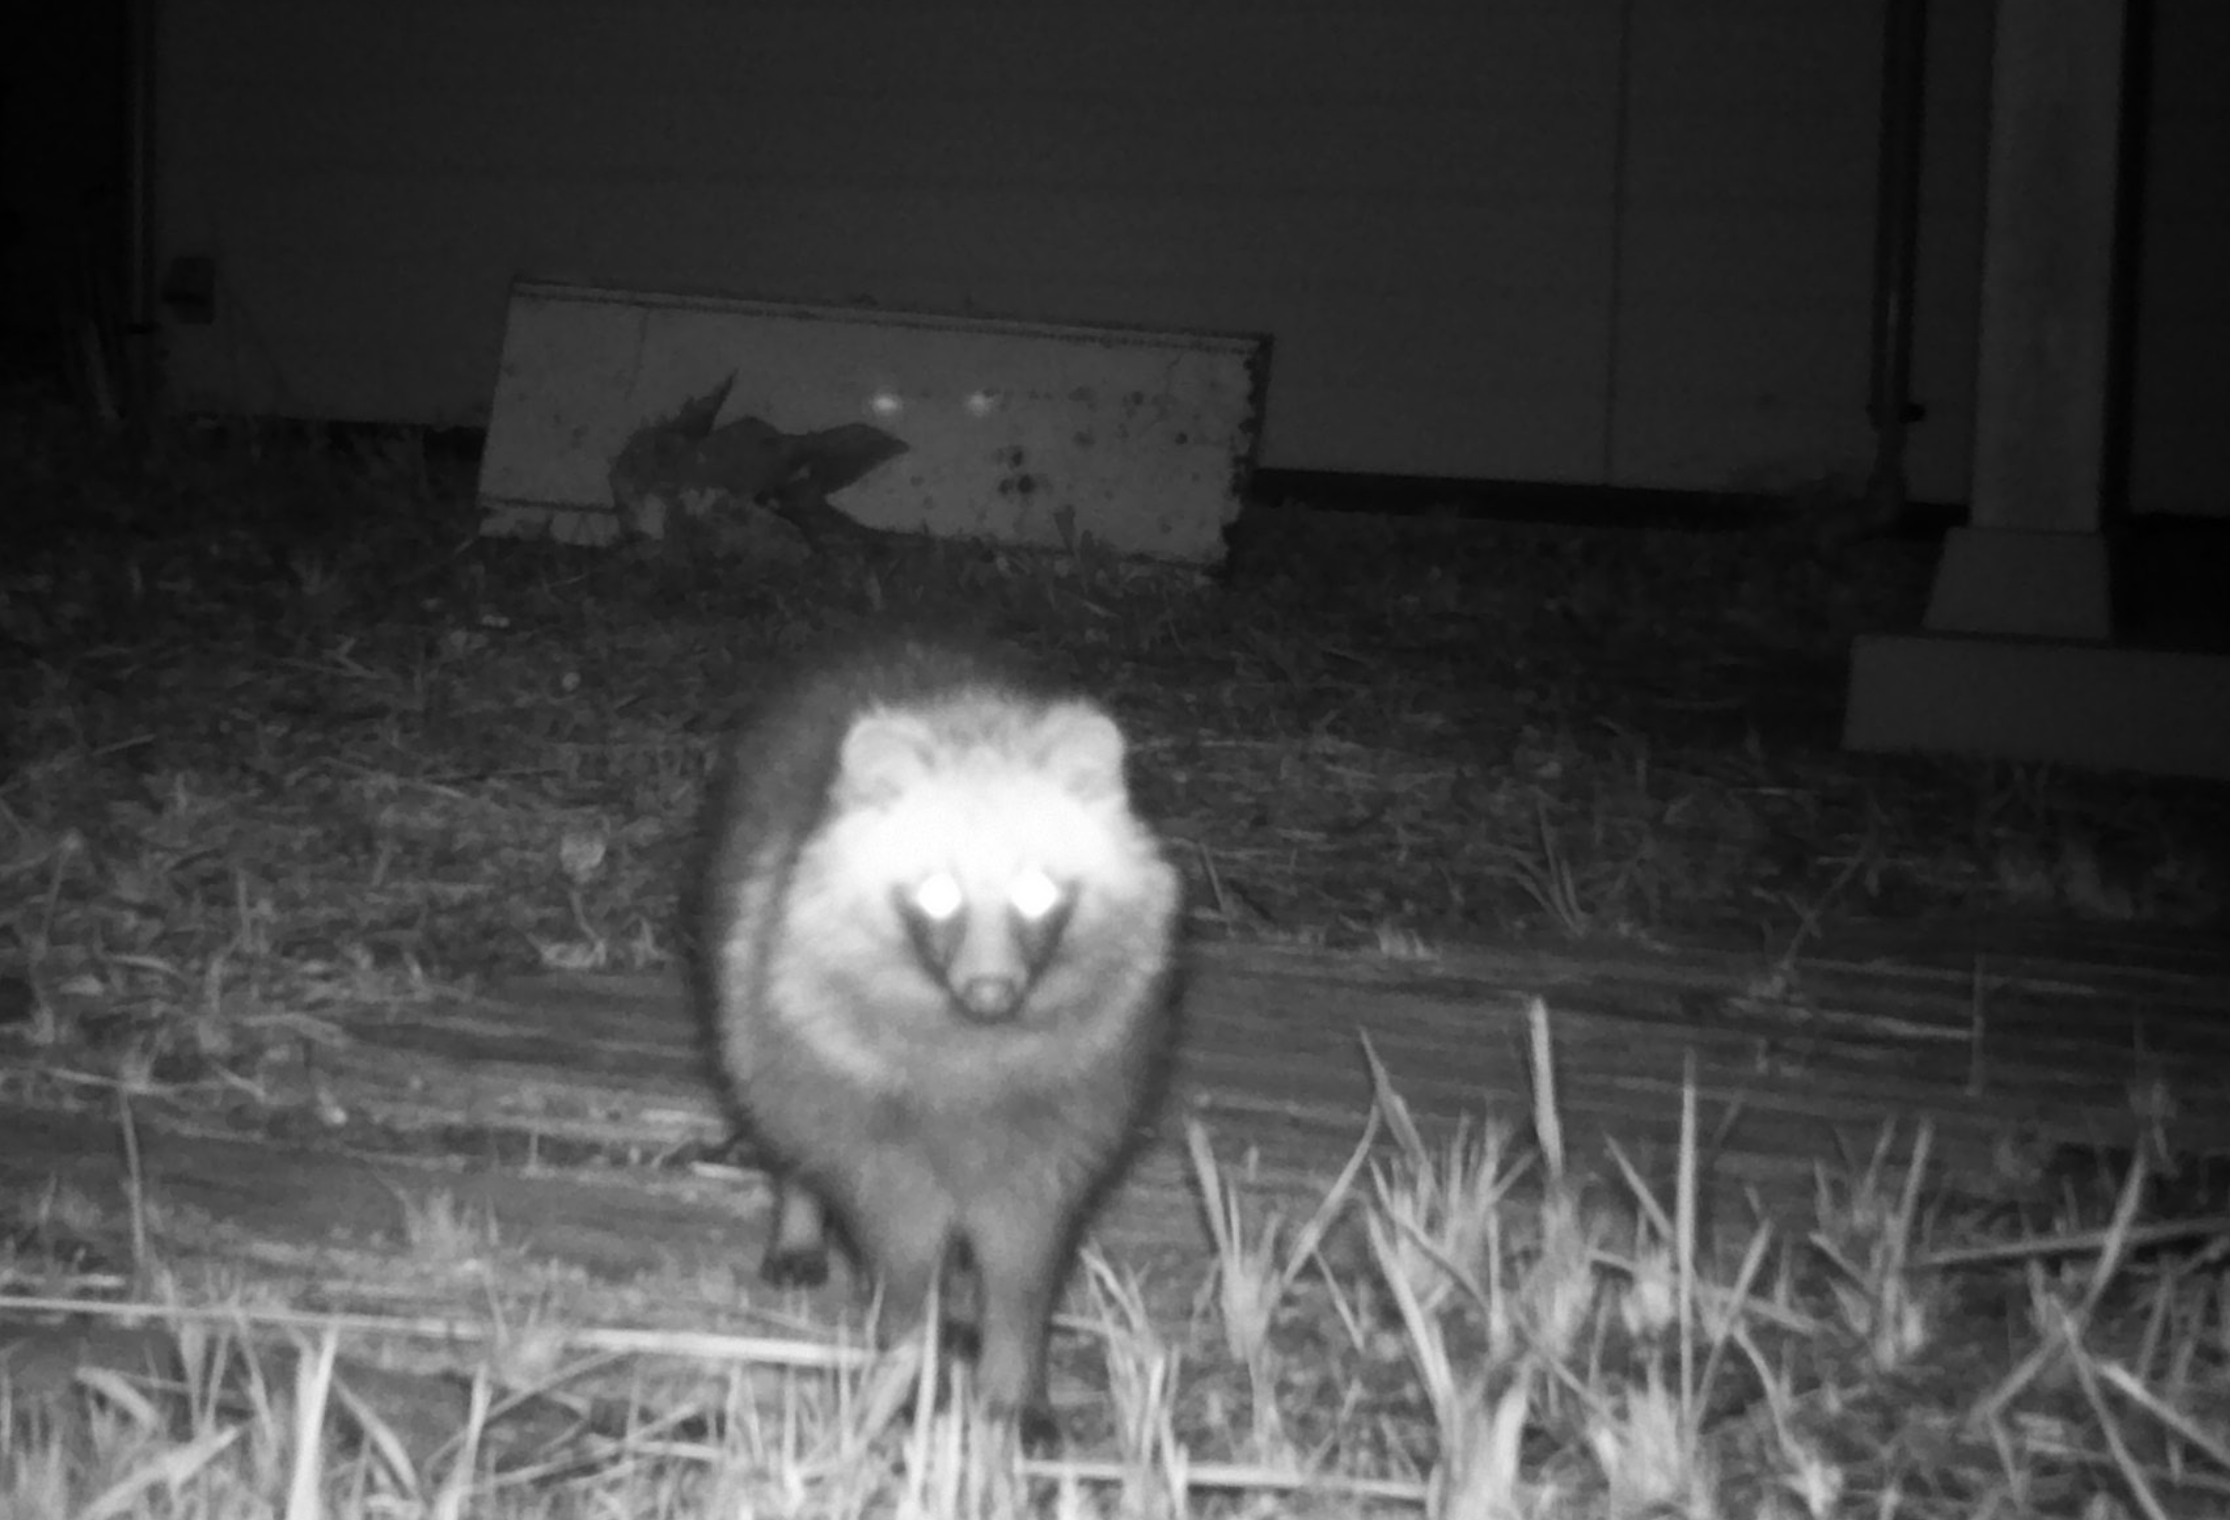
[5,924,2225,1330]
[329,925,2230,1181]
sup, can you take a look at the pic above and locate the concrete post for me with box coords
[1845,0,2230,780]
[1924,0,2124,641]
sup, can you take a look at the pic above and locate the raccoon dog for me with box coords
[690,637,1182,1424]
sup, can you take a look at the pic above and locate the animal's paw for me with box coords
[1015,1401,1063,1456]
[759,1243,830,1288]
[935,1317,981,1361]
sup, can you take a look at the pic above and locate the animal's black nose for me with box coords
[957,976,1023,1022]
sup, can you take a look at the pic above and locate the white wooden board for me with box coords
[476,282,1264,563]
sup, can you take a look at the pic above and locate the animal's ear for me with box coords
[837,711,939,804]
[1034,701,1128,801]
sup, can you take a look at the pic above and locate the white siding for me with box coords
[1609,2,1989,502]
[152,0,2220,512]
[160,0,1621,483]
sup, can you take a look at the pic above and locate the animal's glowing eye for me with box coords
[1008,868,1061,921]
[911,872,965,922]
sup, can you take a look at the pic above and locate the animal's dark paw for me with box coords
[935,1318,981,1361]
[1013,1401,1063,1455]
[949,1392,1060,1454]
[759,1243,829,1288]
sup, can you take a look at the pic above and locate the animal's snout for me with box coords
[956,975,1024,1022]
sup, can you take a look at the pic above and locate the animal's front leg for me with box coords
[962,1191,1074,1439]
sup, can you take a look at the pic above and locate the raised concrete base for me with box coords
[1925,527,2111,640]
[1845,633,2230,780]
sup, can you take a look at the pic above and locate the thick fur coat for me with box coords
[688,637,1182,1422]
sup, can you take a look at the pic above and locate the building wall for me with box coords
[1609,1,1989,503]
[152,0,2222,515]
[2127,2,2230,519]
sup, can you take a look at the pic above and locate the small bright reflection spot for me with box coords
[965,390,998,418]
[869,391,905,419]
[912,872,964,921]
[1009,869,1061,921]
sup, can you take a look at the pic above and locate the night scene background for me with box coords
[2,4,2229,1517]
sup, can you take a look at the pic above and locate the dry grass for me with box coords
[5,998,2228,1517]
[3,394,2228,1515]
